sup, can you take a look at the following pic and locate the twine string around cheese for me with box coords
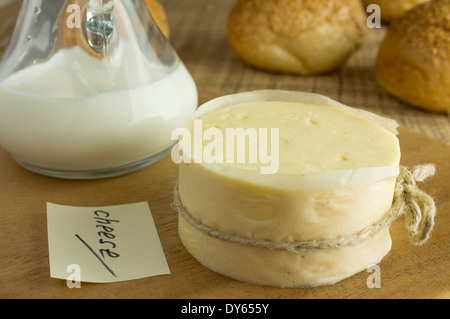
[172,164,437,251]
[398,165,436,245]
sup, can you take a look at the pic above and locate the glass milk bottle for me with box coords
[0,0,198,179]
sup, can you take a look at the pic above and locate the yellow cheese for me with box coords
[176,91,401,287]
[186,101,400,174]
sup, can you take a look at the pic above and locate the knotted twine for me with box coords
[171,165,436,252]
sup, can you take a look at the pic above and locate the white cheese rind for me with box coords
[179,162,396,242]
[179,216,392,288]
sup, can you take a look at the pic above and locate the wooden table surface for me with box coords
[0,0,448,299]
[0,127,448,299]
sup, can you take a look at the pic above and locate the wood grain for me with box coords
[0,0,448,299]
[0,127,448,299]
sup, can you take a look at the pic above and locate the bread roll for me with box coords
[375,0,450,112]
[362,0,430,22]
[227,0,367,75]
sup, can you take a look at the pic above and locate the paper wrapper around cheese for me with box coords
[175,90,403,288]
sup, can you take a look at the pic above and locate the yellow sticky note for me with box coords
[47,202,170,283]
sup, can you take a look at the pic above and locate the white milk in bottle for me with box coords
[0,39,198,177]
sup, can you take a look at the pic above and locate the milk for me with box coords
[0,40,198,172]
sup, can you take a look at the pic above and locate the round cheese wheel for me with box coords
[176,90,401,287]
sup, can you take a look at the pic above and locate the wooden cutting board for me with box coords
[0,127,448,299]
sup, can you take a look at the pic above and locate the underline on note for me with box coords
[75,234,117,278]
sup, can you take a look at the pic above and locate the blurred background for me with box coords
[0,0,448,144]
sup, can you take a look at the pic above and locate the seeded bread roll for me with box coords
[375,0,450,112]
[227,0,367,75]
[362,0,430,22]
